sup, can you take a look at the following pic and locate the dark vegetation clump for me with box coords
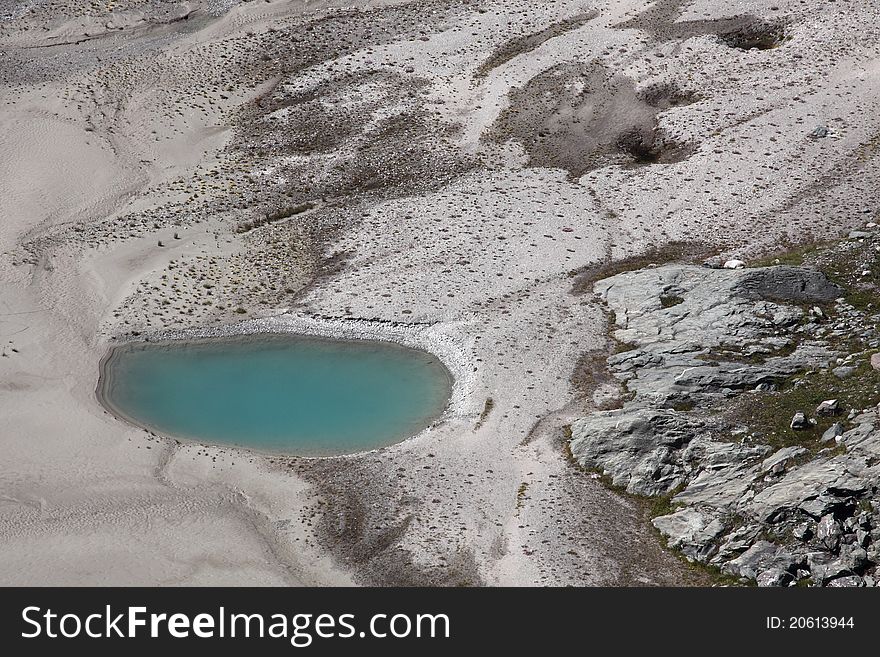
[717,19,788,51]
[236,202,315,233]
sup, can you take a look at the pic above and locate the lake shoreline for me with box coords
[96,324,459,459]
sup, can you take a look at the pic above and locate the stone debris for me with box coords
[816,399,840,416]
[821,422,844,442]
[790,412,810,430]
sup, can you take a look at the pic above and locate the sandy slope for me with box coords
[2,0,880,585]
[0,0,356,586]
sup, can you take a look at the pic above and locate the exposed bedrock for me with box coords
[734,266,844,304]
[569,257,880,586]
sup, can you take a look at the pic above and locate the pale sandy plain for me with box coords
[2,0,880,585]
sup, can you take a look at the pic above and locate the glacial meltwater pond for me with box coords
[98,334,452,455]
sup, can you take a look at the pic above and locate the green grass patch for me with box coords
[569,241,712,295]
[236,202,315,233]
[723,356,880,450]
[516,482,529,510]
[750,242,826,268]
[696,341,797,366]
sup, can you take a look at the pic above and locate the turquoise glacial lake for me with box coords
[98,334,452,455]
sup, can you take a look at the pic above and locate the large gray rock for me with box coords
[821,422,844,442]
[723,541,796,582]
[817,514,843,551]
[674,462,759,509]
[569,408,705,496]
[762,446,807,472]
[799,494,850,519]
[712,525,760,564]
[652,507,727,561]
[757,568,793,587]
[746,459,868,522]
[733,266,844,304]
[790,412,810,430]
[809,546,867,585]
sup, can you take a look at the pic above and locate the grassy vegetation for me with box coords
[723,355,880,451]
[732,233,880,449]
[647,486,683,518]
[569,241,711,295]
[749,241,827,268]
[516,482,529,510]
[815,246,880,311]
[571,350,613,396]
[235,202,315,233]
[605,310,637,354]
[473,397,495,430]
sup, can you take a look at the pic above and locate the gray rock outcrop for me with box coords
[570,262,880,586]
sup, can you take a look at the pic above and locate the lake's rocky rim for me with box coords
[569,228,880,587]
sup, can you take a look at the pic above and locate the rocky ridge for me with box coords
[569,231,880,586]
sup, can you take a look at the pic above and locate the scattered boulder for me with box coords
[799,494,848,519]
[790,412,809,430]
[733,266,844,304]
[723,259,745,269]
[818,514,843,551]
[821,422,844,442]
[712,526,759,564]
[816,399,840,416]
[832,365,858,379]
[839,545,868,571]
[723,541,795,582]
[651,508,727,561]
[757,567,792,587]
[569,408,704,496]
[793,522,813,541]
